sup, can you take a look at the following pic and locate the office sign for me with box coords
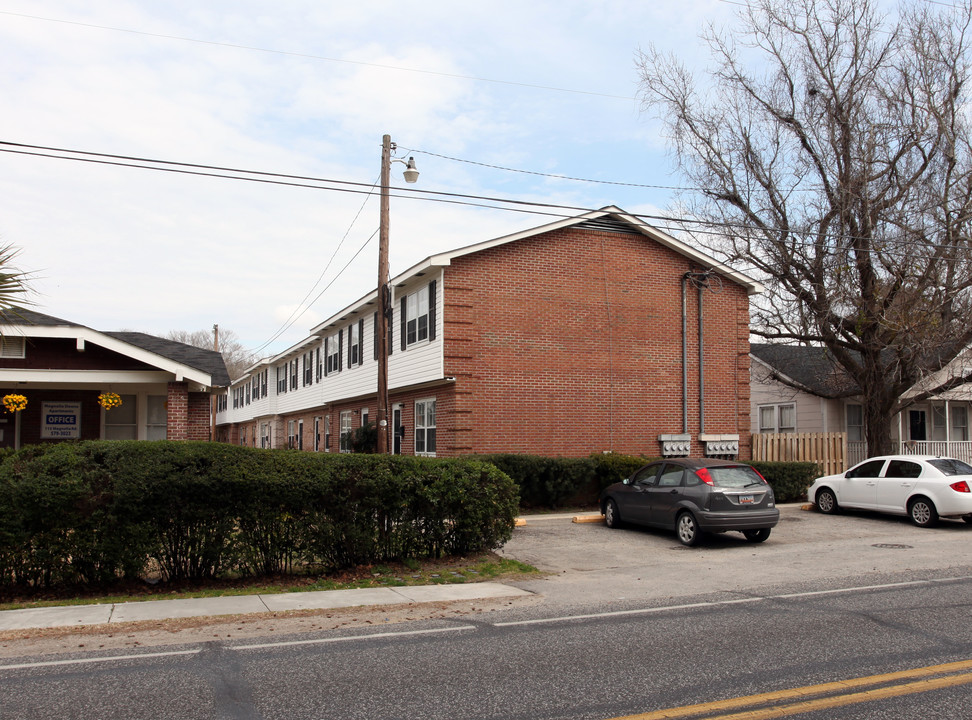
[42,401,81,439]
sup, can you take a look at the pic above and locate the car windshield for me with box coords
[927,458,972,476]
[706,466,764,488]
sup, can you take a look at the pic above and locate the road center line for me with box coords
[612,658,972,720]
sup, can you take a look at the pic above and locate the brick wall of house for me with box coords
[167,382,188,440]
[187,392,212,441]
[442,225,753,458]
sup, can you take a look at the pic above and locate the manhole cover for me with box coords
[872,543,913,549]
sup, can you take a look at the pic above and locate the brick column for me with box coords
[167,382,189,440]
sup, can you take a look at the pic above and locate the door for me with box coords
[909,410,927,442]
[876,458,922,512]
[645,464,685,528]
[841,458,885,508]
[392,406,402,455]
[620,463,662,524]
[0,412,16,449]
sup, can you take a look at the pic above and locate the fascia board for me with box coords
[0,369,177,384]
[0,325,212,386]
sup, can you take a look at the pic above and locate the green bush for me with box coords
[749,461,821,503]
[474,453,650,508]
[0,441,519,591]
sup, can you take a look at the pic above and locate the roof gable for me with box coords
[0,308,230,387]
[750,343,860,398]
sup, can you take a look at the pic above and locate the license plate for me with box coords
[739,495,754,504]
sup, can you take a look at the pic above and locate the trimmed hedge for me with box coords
[0,441,519,589]
[474,453,820,508]
[474,453,649,508]
[749,461,821,503]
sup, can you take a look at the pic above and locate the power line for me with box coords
[4,140,967,255]
[0,10,634,102]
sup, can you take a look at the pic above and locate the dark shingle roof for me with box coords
[104,332,231,387]
[0,308,81,327]
[750,343,860,398]
[0,308,230,387]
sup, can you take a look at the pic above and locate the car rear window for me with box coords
[706,466,765,488]
[927,458,972,476]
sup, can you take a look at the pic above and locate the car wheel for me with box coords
[964,515,972,525]
[815,488,839,515]
[604,498,622,529]
[743,528,771,543]
[676,511,701,547]
[908,497,939,528]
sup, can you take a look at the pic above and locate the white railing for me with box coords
[899,440,972,464]
[848,440,972,467]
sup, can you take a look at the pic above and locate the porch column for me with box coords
[167,381,189,440]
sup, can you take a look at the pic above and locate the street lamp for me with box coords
[377,134,419,454]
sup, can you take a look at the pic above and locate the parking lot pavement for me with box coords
[497,504,972,609]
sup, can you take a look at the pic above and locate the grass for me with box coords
[0,553,540,612]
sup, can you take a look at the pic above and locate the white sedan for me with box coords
[807,455,972,527]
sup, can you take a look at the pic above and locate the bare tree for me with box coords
[166,327,256,381]
[637,0,972,455]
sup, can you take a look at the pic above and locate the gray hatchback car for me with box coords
[599,458,780,546]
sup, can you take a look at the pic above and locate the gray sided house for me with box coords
[0,308,229,448]
[751,343,972,467]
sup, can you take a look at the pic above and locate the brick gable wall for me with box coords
[442,225,752,458]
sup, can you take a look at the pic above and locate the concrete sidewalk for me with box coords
[0,582,534,632]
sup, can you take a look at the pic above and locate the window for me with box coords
[303,351,313,386]
[401,281,436,350]
[260,422,271,448]
[261,369,268,398]
[290,359,298,391]
[632,464,661,486]
[846,404,864,442]
[314,416,321,451]
[361,408,369,427]
[339,411,353,453]
[0,336,25,358]
[297,419,303,450]
[277,364,288,394]
[932,405,948,441]
[415,398,436,456]
[658,465,684,487]
[315,347,323,382]
[146,395,167,441]
[326,331,342,375]
[953,406,969,441]
[847,459,885,478]
[324,414,331,452]
[245,384,251,405]
[288,420,298,449]
[348,319,364,368]
[240,426,247,446]
[758,404,795,433]
[104,394,137,440]
[886,460,922,478]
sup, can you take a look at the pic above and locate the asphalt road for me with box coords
[3,504,972,719]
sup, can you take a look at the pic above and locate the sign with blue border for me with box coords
[42,401,81,439]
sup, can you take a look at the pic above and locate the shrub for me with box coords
[749,461,821,503]
[0,441,519,591]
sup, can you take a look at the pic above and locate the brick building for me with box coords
[215,207,763,459]
[0,309,230,448]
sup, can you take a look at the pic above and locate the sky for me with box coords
[0,0,739,358]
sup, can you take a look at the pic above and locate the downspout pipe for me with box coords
[698,277,705,434]
[681,274,688,435]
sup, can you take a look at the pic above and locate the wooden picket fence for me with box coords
[752,432,847,476]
